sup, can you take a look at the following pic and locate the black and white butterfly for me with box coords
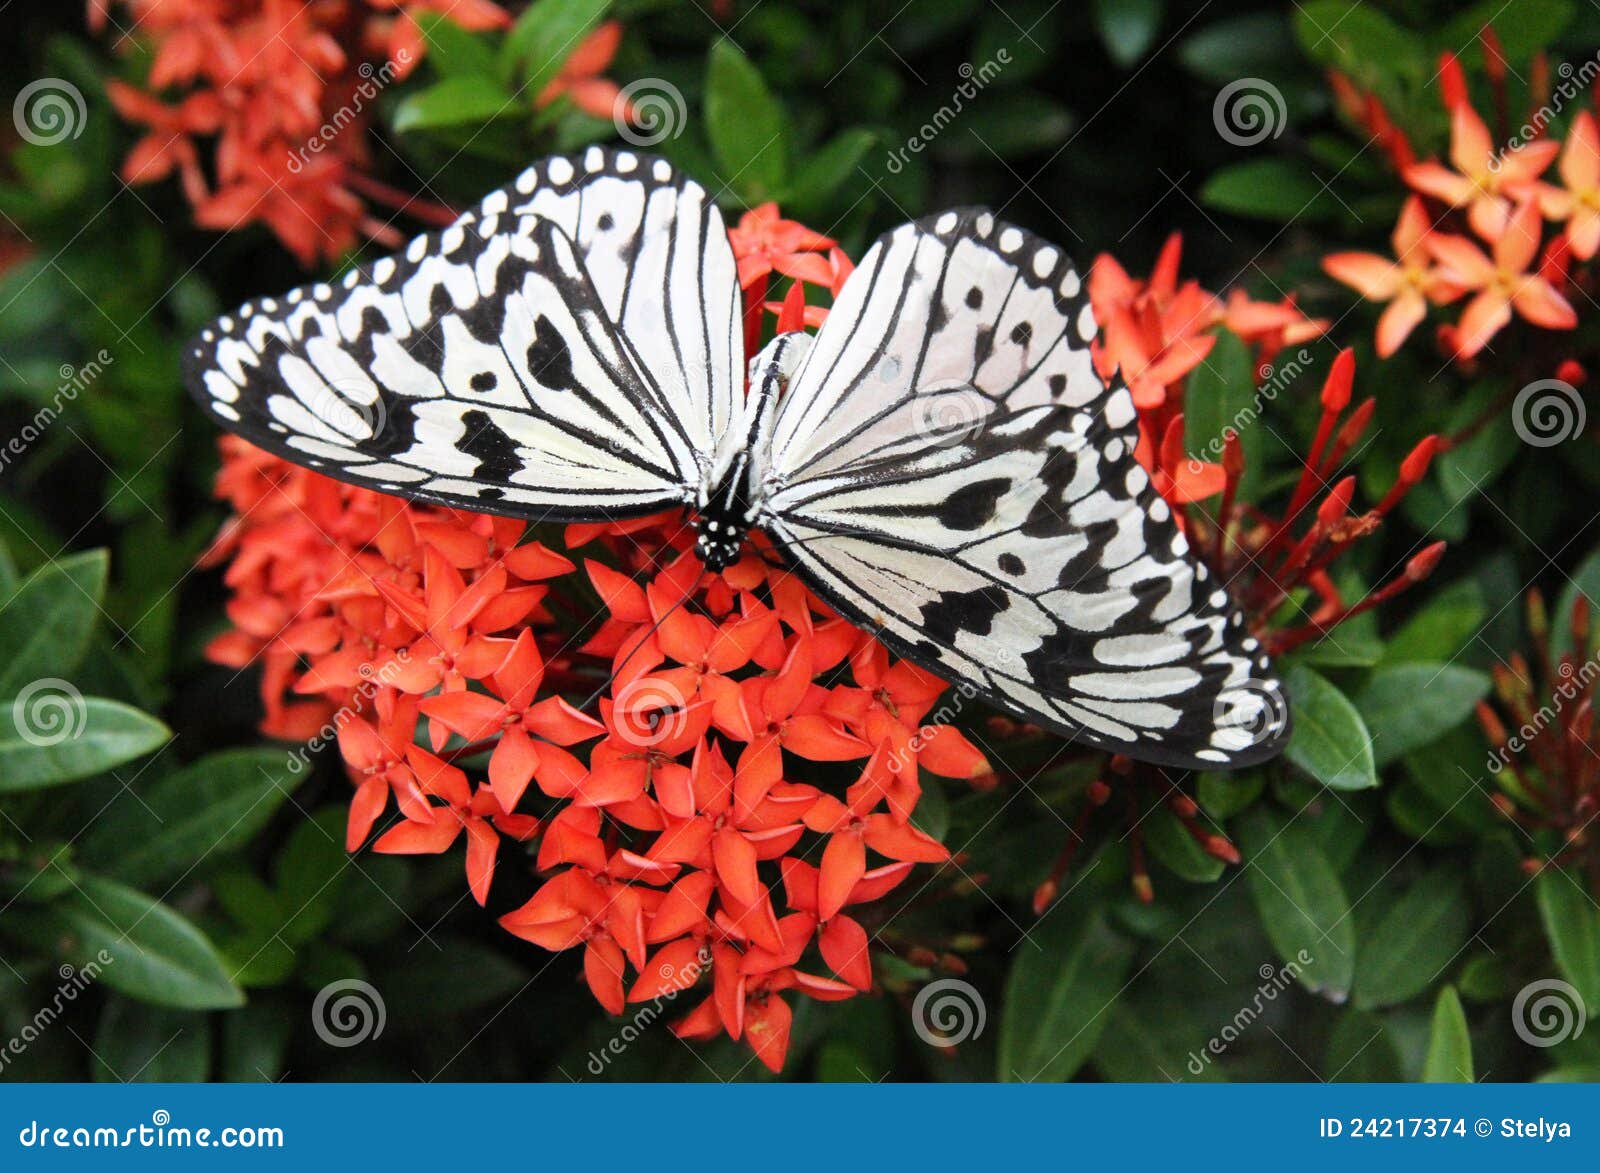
[184,147,1289,769]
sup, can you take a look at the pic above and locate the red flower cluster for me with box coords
[1088,233,1327,501]
[201,205,988,1072]
[1325,35,1587,360]
[1480,591,1600,892]
[93,2,633,265]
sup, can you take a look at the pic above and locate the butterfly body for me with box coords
[185,147,1289,769]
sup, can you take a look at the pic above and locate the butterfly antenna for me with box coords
[576,570,705,714]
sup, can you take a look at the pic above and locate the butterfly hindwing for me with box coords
[763,211,1287,767]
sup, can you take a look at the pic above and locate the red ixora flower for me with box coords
[96,2,628,265]
[202,210,992,1073]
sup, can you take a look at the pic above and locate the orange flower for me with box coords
[1404,103,1558,241]
[1089,236,1218,411]
[536,20,628,120]
[727,203,837,289]
[1426,199,1577,357]
[1323,196,1465,356]
[1550,110,1600,260]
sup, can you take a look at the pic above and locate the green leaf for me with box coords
[1293,1,1428,81]
[1184,328,1258,495]
[1236,806,1355,999]
[415,11,499,79]
[0,549,108,696]
[1325,1008,1402,1080]
[1382,578,1485,664]
[1421,986,1474,1082]
[1096,999,1227,1082]
[79,748,304,885]
[502,0,611,94]
[1143,805,1224,883]
[1093,0,1163,67]
[0,696,169,791]
[220,1000,293,1082]
[1537,868,1600,1013]
[1356,664,1489,767]
[705,41,788,202]
[1284,665,1377,791]
[9,875,243,1009]
[1354,865,1471,1008]
[1201,160,1332,222]
[782,128,878,214]
[275,807,350,944]
[998,901,1135,1081]
[1440,0,1572,66]
[392,76,515,134]
[1179,13,1296,85]
[1198,770,1265,819]
[93,999,212,1082]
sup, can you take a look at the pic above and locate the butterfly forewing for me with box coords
[184,149,736,521]
[763,211,1288,768]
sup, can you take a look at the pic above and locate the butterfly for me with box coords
[184,147,1289,769]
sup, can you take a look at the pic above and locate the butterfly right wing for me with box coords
[185,213,691,519]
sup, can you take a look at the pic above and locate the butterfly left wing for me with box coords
[761,211,1287,768]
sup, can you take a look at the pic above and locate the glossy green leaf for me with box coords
[1143,805,1224,883]
[93,999,211,1082]
[0,549,107,696]
[1201,160,1332,222]
[1093,0,1163,67]
[11,875,243,1009]
[1354,865,1471,1008]
[502,0,611,93]
[1421,986,1473,1082]
[1237,806,1355,999]
[1357,663,1488,767]
[79,748,304,885]
[998,902,1135,1081]
[392,76,515,134]
[1284,665,1376,791]
[706,41,788,202]
[0,696,169,791]
[1184,328,1258,496]
[1537,868,1600,1013]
